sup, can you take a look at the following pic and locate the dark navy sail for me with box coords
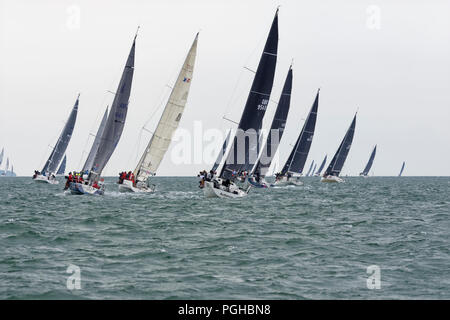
[323,114,356,177]
[360,145,376,176]
[398,161,405,177]
[281,89,319,175]
[212,130,231,172]
[57,155,66,175]
[42,95,79,174]
[253,66,293,177]
[315,155,327,175]
[220,9,278,180]
[90,36,135,178]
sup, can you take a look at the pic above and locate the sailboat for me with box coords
[203,9,279,198]
[398,161,405,177]
[0,148,3,167]
[69,33,136,195]
[314,155,327,176]
[56,155,67,176]
[118,33,198,193]
[305,160,315,177]
[272,89,320,186]
[321,113,356,183]
[32,95,79,184]
[309,163,317,177]
[248,65,293,188]
[360,145,376,177]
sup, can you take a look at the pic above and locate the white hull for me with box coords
[272,176,303,186]
[203,180,248,199]
[33,174,59,185]
[118,179,154,193]
[321,175,345,183]
[69,182,104,195]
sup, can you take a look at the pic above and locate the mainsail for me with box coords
[315,155,327,175]
[89,35,136,178]
[133,33,198,183]
[305,160,315,176]
[398,161,405,177]
[323,114,356,177]
[42,95,79,174]
[253,65,293,178]
[280,89,320,175]
[212,130,231,172]
[57,155,66,175]
[6,158,9,172]
[360,145,377,176]
[82,107,109,173]
[220,9,279,180]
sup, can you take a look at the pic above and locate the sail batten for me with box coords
[220,10,279,180]
[323,114,356,177]
[134,34,198,182]
[42,95,79,174]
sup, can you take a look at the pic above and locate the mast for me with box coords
[134,33,198,182]
[253,65,293,178]
[315,155,327,175]
[220,9,279,180]
[281,89,320,175]
[89,34,136,180]
[323,113,356,177]
[82,106,109,173]
[42,94,79,175]
[360,145,377,176]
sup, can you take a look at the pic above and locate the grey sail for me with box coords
[212,130,231,172]
[89,36,136,178]
[323,114,356,177]
[305,160,315,176]
[310,163,317,176]
[42,95,79,174]
[220,9,279,180]
[360,145,376,176]
[281,89,320,175]
[315,155,327,175]
[253,65,293,178]
[57,155,66,175]
[398,161,405,177]
[82,106,109,173]
[0,148,3,166]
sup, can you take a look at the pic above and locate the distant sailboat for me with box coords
[118,33,198,193]
[56,155,67,176]
[69,33,136,195]
[305,160,315,177]
[248,65,293,188]
[204,9,279,198]
[398,161,405,177]
[33,95,79,184]
[0,148,3,166]
[360,145,376,177]
[321,113,356,183]
[273,89,320,186]
[314,155,327,176]
[309,163,317,177]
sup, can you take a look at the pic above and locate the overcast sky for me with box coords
[1,0,449,176]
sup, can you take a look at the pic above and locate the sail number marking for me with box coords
[257,99,269,111]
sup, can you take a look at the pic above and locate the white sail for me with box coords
[134,33,198,182]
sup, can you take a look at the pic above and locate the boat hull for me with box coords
[69,182,104,195]
[33,174,59,185]
[203,180,248,198]
[248,177,269,188]
[118,179,154,193]
[321,175,345,183]
[271,176,303,187]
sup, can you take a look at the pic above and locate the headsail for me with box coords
[57,155,67,175]
[42,95,79,174]
[323,113,356,177]
[82,107,109,173]
[305,160,315,176]
[212,130,231,172]
[315,155,327,175]
[360,145,376,176]
[253,65,293,178]
[398,161,405,177]
[134,33,198,182]
[220,10,279,180]
[89,35,136,178]
[281,89,320,175]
